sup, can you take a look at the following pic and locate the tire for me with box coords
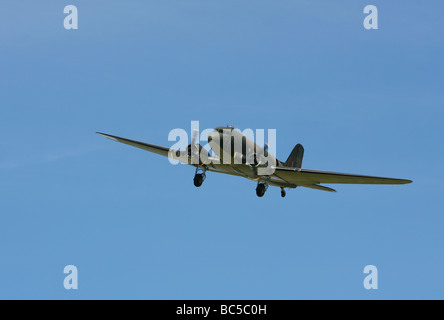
[256,183,266,197]
[194,174,204,187]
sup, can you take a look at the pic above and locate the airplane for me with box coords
[97,126,412,197]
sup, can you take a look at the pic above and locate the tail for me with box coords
[284,144,304,168]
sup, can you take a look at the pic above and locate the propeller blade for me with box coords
[191,129,198,146]
[252,154,258,177]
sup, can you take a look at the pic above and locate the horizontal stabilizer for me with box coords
[301,184,337,192]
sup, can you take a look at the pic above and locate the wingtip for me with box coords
[96,132,112,138]
[96,132,119,142]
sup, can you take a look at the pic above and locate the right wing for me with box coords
[273,167,412,185]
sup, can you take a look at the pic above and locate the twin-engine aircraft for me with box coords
[97,126,412,197]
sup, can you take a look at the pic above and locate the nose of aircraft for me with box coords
[208,129,219,143]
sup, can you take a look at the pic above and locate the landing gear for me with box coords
[281,187,286,198]
[256,183,268,197]
[193,167,206,187]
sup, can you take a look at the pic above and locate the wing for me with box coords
[273,167,412,185]
[97,132,171,157]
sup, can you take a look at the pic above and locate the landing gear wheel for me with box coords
[256,183,267,197]
[193,167,207,187]
[281,188,286,198]
[194,173,204,187]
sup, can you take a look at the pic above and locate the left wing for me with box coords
[97,132,250,179]
[97,132,171,157]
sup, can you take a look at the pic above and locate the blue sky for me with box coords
[0,0,443,299]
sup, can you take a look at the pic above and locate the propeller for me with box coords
[243,152,259,177]
[175,130,201,163]
[252,154,258,177]
[188,129,200,164]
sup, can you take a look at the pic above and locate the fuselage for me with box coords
[208,126,281,167]
[203,126,287,186]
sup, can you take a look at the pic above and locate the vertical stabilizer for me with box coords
[284,144,304,168]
